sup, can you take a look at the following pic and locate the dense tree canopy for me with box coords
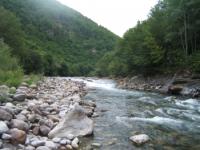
[96,0,200,76]
[0,0,119,76]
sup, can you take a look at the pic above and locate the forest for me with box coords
[96,0,200,77]
[0,0,118,86]
[0,0,200,86]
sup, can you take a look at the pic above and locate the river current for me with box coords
[69,78,200,150]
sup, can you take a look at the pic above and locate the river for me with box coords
[70,78,200,150]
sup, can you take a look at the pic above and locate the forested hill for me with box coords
[96,0,200,77]
[0,0,119,76]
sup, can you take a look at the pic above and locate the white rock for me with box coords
[129,134,150,145]
[0,121,9,134]
[31,140,45,147]
[45,141,58,149]
[1,133,12,140]
[52,137,61,143]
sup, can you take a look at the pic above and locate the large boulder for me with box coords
[48,104,93,138]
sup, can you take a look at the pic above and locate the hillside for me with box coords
[0,0,119,76]
[96,0,200,77]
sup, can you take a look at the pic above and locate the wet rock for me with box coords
[10,119,29,132]
[48,104,93,138]
[36,146,50,150]
[13,94,26,102]
[129,134,150,145]
[168,85,183,94]
[0,108,13,121]
[39,125,50,136]
[0,121,9,134]
[9,128,27,144]
[91,143,101,147]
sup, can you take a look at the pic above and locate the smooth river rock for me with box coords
[0,121,9,134]
[48,104,93,138]
[129,134,150,145]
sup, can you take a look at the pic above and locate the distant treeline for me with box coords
[96,0,200,76]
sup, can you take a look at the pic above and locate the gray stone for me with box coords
[60,139,71,145]
[48,104,93,138]
[25,145,35,150]
[13,94,26,101]
[0,108,13,121]
[16,114,27,122]
[31,140,45,147]
[52,137,61,143]
[9,128,27,144]
[45,141,58,149]
[36,146,50,150]
[129,134,150,145]
[10,119,29,132]
[39,125,50,136]
[0,121,9,134]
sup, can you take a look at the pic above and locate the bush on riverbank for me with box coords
[0,41,23,87]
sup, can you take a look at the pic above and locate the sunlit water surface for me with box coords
[68,77,200,150]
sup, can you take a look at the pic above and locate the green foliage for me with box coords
[96,0,200,77]
[0,0,119,76]
[0,41,23,87]
[24,74,43,85]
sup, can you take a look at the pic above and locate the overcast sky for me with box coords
[57,0,158,37]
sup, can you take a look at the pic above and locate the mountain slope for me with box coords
[0,0,119,75]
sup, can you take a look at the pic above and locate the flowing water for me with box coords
[70,78,200,150]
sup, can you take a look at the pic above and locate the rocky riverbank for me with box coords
[0,77,96,150]
[117,73,200,98]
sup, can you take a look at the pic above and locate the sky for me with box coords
[57,0,158,37]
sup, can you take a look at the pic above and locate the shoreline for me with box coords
[115,74,200,98]
[0,77,96,150]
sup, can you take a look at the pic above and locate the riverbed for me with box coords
[70,78,200,150]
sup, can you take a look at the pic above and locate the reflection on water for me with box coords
[70,78,200,150]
